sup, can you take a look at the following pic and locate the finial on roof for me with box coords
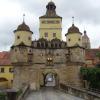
[84,30,86,34]
[72,16,74,25]
[23,14,25,23]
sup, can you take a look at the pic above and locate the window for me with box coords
[44,33,48,37]
[28,37,31,40]
[28,54,33,62]
[11,80,13,83]
[79,38,81,41]
[17,36,20,39]
[56,53,59,56]
[1,68,4,73]
[29,49,32,53]
[40,53,43,56]
[15,49,17,52]
[9,68,14,73]
[68,38,71,41]
[53,33,56,37]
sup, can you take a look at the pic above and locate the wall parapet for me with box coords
[59,83,100,100]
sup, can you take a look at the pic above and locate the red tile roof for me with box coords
[85,49,100,60]
[0,51,11,66]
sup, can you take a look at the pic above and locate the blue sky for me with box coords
[0,0,100,51]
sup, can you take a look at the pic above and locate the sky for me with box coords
[0,0,100,51]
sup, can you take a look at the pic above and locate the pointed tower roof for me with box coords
[14,15,33,33]
[17,22,30,31]
[68,24,80,33]
[65,24,82,36]
[65,17,82,36]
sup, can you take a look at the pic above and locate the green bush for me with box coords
[0,92,6,100]
[17,89,22,97]
[80,67,100,89]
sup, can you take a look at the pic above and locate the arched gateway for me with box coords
[41,72,59,87]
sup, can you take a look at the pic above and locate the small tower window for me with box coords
[79,38,81,41]
[53,33,56,37]
[44,32,48,37]
[68,38,71,41]
[28,37,31,40]
[17,36,20,39]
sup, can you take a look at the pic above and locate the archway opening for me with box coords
[43,73,58,87]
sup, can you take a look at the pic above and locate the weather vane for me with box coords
[72,16,74,24]
[23,14,25,22]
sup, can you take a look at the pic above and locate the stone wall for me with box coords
[59,83,100,100]
[13,62,83,90]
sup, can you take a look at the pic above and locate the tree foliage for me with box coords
[96,52,100,68]
[80,67,100,89]
[96,52,100,60]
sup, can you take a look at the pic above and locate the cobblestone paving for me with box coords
[25,87,84,100]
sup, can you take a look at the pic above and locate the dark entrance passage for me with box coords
[43,73,58,87]
[45,73,56,86]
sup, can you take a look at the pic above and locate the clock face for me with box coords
[42,20,60,24]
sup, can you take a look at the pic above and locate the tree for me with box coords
[96,52,100,68]
[80,67,100,90]
[96,52,100,60]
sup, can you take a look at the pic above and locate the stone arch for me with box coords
[41,71,59,87]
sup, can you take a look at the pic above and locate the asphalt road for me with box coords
[25,87,84,100]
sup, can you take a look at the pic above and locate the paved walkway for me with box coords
[25,87,84,100]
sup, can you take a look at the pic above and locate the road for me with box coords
[25,87,84,100]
